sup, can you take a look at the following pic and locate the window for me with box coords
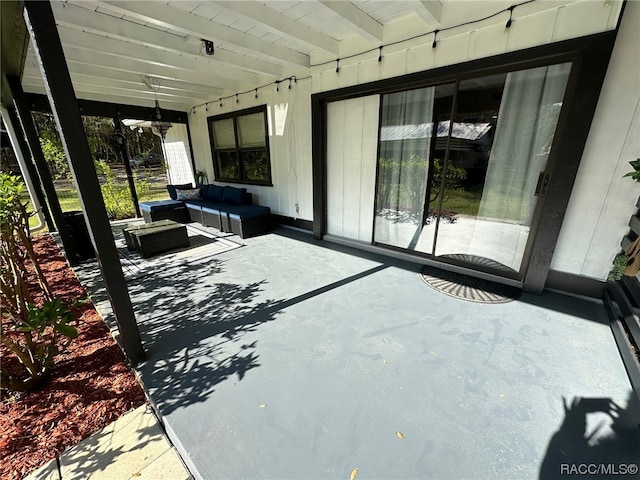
[207,106,272,185]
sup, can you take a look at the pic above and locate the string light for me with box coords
[191,75,305,114]
[190,1,536,115]
[505,5,515,29]
[310,0,534,67]
[205,103,208,112]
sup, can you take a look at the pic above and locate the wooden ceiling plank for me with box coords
[56,26,261,86]
[416,0,442,24]
[318,1,383,43]
[23,59,222,97]
[52,2,282,77]
[216,1,338,55]
[95,0,310,67]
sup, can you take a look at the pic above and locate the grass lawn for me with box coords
[23,179,169,231]
[440,188,481,216]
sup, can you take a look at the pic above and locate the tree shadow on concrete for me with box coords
[121,255,284,415]
[55,405,169,479]
[126,255,389,416]
[539,392,640,479]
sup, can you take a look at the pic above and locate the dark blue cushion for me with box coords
[221,186,247,205]
[167,183,193,200]
[204,185,225,201]
[182,199,211,208]
[223,204,270,218]
[140,199,185,212]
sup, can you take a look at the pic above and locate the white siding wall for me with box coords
[310,1,621,93]
[186,0,633,281]
[326,96,379,242]
[189,80,312,220]
[551,0,640,280]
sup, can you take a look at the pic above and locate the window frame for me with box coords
[207,105,273,186]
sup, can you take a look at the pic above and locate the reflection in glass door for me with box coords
[373,63,571,278]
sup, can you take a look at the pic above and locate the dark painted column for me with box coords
[7,76,77,259]
[6,106,55,231]
[22,1,145,363]
[113,118,141,218]
[311,95,325,239]
[523,36,617,293]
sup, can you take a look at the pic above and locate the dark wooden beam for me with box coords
[311,94,325,239]
[5,105,55,231]
[7,75,78,259]
[0,0,29,107]
[113,117,141,218]
[22,0,145,364]
[25,92,188,124]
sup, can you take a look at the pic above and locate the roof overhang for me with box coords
[1,0,29,108]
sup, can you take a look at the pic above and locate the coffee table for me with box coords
[123,220,189,258]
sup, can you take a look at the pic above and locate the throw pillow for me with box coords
[176,188,202,201]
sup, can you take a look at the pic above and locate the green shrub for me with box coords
[608,254,629,281]
[0,173,78,392]
[96,161,150,220]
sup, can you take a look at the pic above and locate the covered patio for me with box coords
[2,1,639,477]
[72,223,637,479]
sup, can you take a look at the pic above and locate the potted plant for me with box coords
[195,170,208,186]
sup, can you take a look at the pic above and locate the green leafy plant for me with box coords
[39,136,70,180]
[195,170,208,186]
[624,158,640,182]
[96,160,150,220]
[0,173,78,392]
[608,254,629,281]
[376,155,467,219]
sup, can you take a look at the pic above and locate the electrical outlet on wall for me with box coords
[295,202,299,215]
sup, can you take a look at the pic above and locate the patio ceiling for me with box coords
[9,0,477,113]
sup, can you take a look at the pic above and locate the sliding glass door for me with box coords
[373,62,571,278]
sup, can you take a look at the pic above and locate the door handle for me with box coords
[535,171,550,196]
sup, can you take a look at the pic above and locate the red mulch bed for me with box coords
[0,234,146,480]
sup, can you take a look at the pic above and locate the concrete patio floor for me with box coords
[75,225,639,479]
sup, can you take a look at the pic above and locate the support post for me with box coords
[7,75,78,259]
[113,117,141,218]
[22,0,145,364]
[4,106,55,231]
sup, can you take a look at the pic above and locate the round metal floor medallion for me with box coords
[420,263,521,304]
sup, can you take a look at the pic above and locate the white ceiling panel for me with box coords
[14,0,612,112]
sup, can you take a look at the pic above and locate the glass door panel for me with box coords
[372,62,571,279]
[434,63,571,275]
[373,83,455,253]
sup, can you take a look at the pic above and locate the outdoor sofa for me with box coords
[140,183,271,239]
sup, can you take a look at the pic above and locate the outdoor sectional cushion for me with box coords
[140,199,185,212]
[222,204,270,219]
[203,184,225,201]
[182,199,215,209]
[221,186,247,205]
[167,183,193,200]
